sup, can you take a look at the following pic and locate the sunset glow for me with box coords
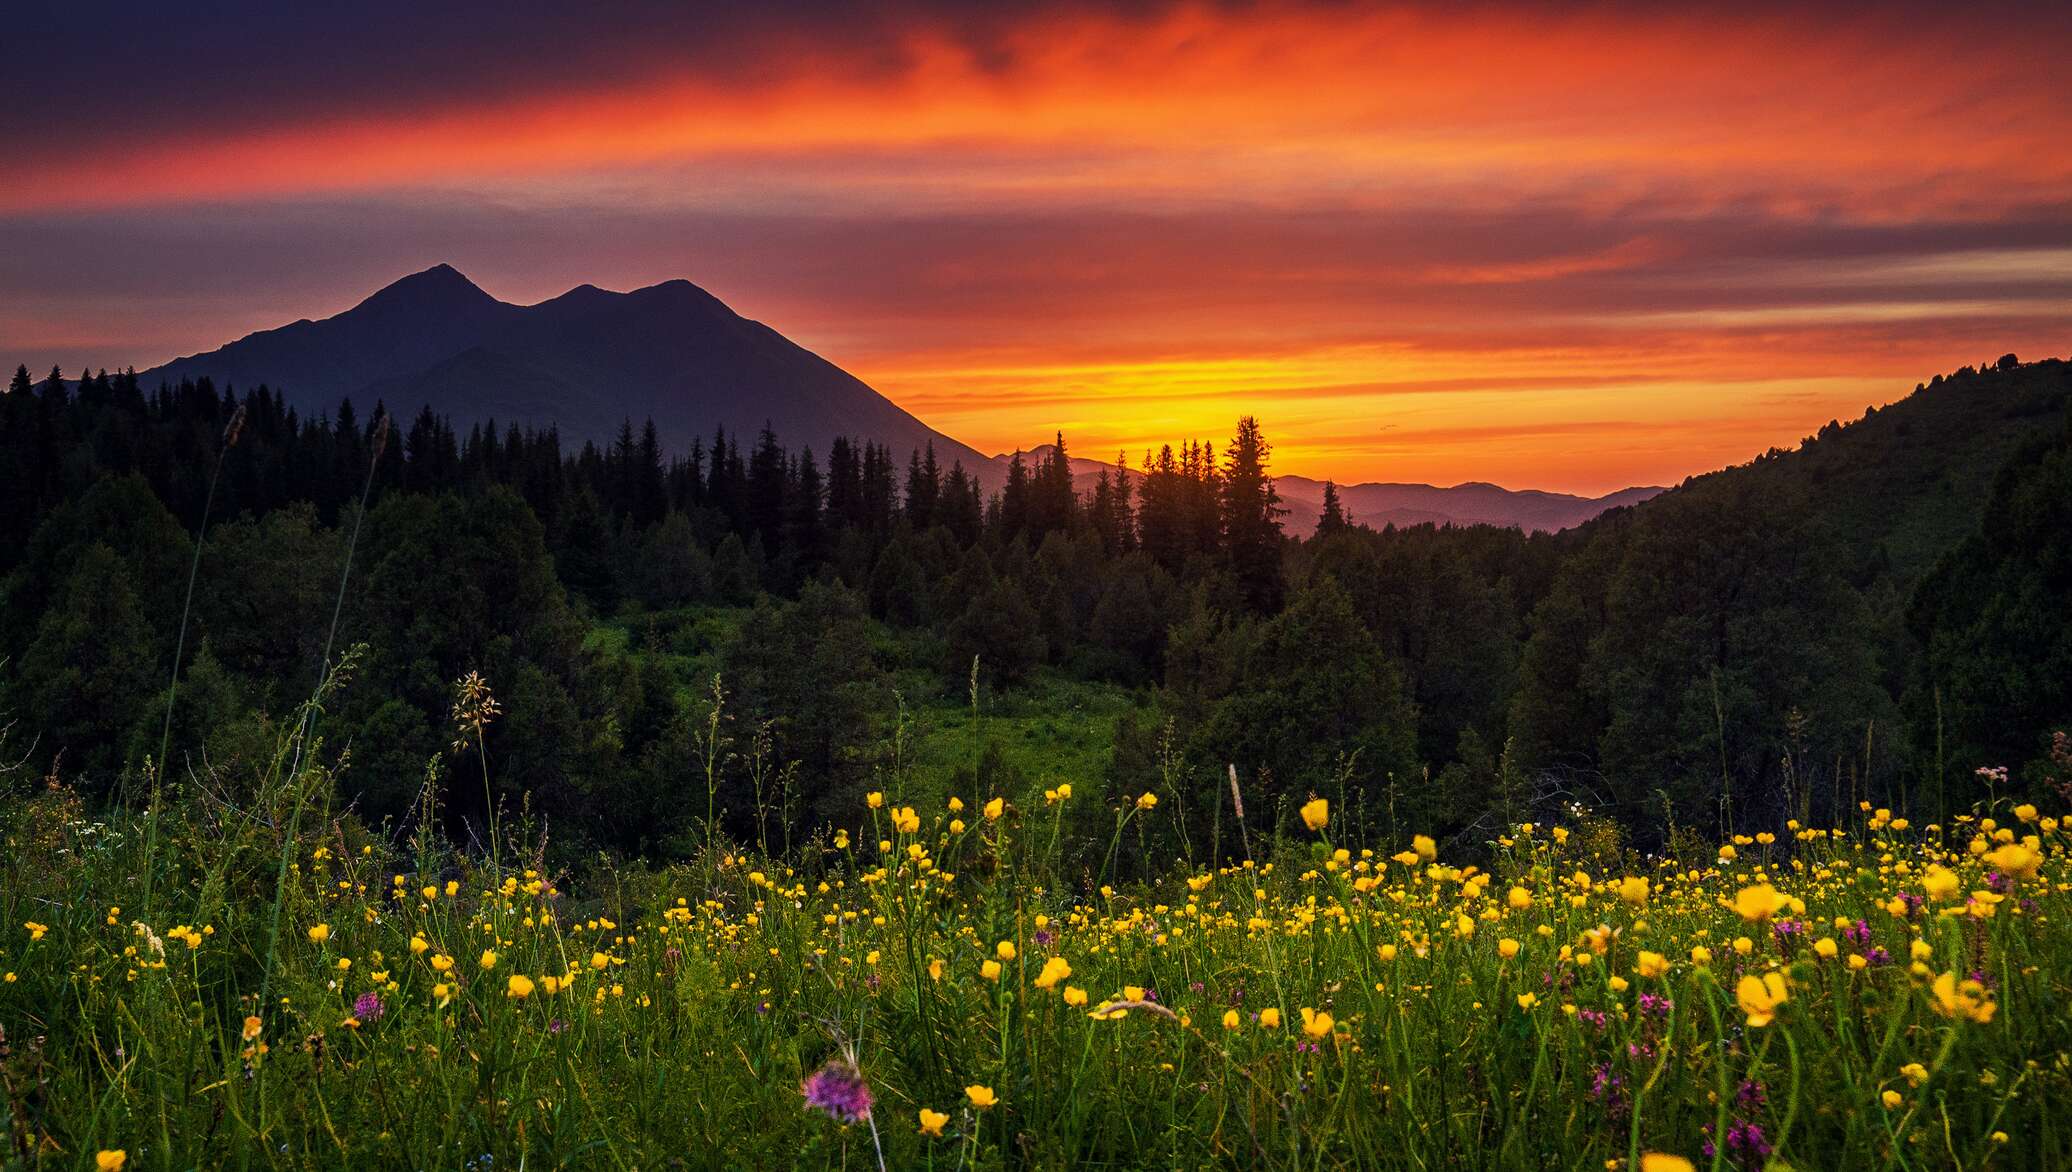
[6,0,2069,491]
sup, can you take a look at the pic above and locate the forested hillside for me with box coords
[1,356,2066,865]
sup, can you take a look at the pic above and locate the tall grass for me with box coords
[1,738,2065,1169]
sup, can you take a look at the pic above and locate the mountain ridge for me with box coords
[137,264,1652,534]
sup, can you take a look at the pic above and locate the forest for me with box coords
[1,355,2068,871]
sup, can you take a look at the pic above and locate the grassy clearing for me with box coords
[2,701,2066,1170]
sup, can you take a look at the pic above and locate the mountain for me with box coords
[1276,477,1661,535]
[140,264,991,473]
[139,263,1654,525]
[981,446,1655,535]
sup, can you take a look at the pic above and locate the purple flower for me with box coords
[354,992,384,1022]
[802,1060,874,1124]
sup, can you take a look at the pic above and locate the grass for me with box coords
[2,708,2067,1169]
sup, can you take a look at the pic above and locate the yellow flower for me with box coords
[1736,972,1788,1028]
[1690,946,1712,966]
[1881,1089,1903,1109]
[1259,1007,1282,1028]
[242,1015,263,1042]
[1299,798,1329,832]
[995,940,1017,962]
[1222,1008,1241,1030]
[431,953,455,973]
[306,923,330,944]
[1507,886,1533,911]
[866,791,884,809]
[1616,877,1650,906]
[1987,843,2041,881]
[1920,865,1961,902]
[24,921,48,942]
[965,1085,997,1109]
[479,949,498,970]
[507,974,535,999]
[1412,835,1437,862]
[1516,992,1539,1011]
[1300,1007,1333,1039]
[892,807,921,834]
[1733,883,1787,923]
[97,1151,126,1171]
[1640,1156,1694,1172]
[984,797,1005,821]
[1063,986,1089,1007]
[409,935,429,956]
[1814,938,1838,960]
[1634,951,1669,979]
[1900,1062,1928,1088]
[1136,791,1158,810]
[928,958,945,981]
[1928,971,1997,1023]
[1497,938,1521,960]
[918,1108,948,1137]
[980,959,1003,981]
[590,951,611,971]
[1033,956,1071,989]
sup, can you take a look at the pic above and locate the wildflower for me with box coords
[1690,946,1713,966]
[1881,1089,1903,1109]
[1517,993,1539,1011]
[431,953,455,973]
[24,921,47,942]
[354,992,384,1022]
[981,960,1003,981]
[479,949,498,970]
[1928,972,1997,1023]
[1736,972,1788,1028]
[1920,865,1961,902]
[590,951,611,971]
[307,923,330,944]
[507,974,535,999]
[242,1015,262,1042]
[1300,798,1329,832]
[1900,1062,1928,1088]
[1733,884,1787,923]
[1641,1157,1694,1172]
[97,1151,126,1171]
[965,1085,997,1109]
[918,1108,948,1137]
[801,1059,873,1124]
[995,940,1016,962]
[1301,1007,1333,1039]
[1987,843,2040,882]
[1136,792,1158,811]
[1498,938,1520,960]
[984,797,1004,821]
[1635,951,1669,979]
[409,935,429,956]
[1507,886,1533,911]
[1223,1008,1241,1030]
[1259,1007,1282,1028]
[1617,877,1649,906]
[866,791,884,809]
[1033,956,1071,989]
[1814,938,1838,960]
[891,807,920,834]
[1412,835,1437,862]
[1063,986,1088,1007]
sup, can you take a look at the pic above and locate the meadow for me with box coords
[1,683,2064,1171]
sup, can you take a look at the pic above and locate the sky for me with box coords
[5,1,2070,493]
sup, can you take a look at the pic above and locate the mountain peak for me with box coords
[353,263,496,315]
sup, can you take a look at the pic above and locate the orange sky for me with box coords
[5,1,2070,492]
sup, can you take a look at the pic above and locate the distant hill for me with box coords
[1653,356,2072,582]
[140,264,991,474]
[988,446,1656,535]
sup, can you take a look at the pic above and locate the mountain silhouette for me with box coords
[141,264,990,472]
[140,264,1653,530]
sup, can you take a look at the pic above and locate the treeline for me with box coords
[2,358,2068,865]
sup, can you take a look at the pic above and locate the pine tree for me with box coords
[1221,416,1286,612]
[1317,480,1350,536]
